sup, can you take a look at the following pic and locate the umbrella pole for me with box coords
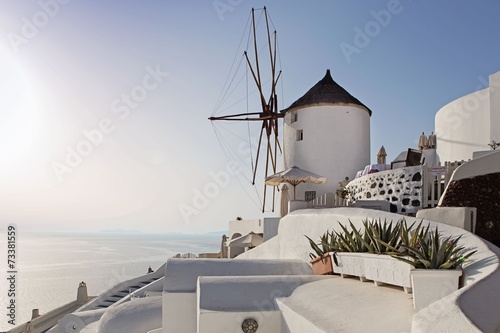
[293,185,296,200]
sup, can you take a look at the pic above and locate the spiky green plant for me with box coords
[358,218,403,254]
[392,227,476,269]
[306,231,338,260]
[400,220,429,251]
[335,221,368,253]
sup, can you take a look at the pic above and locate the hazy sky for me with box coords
[1,1,500,233]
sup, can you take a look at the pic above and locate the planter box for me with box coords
[332,252,367,281]
[363,254,413,293]
[310,254,334,275]
[410,269,462,310]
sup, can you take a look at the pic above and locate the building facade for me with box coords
[281,70,371,201]
[435,71,500,162]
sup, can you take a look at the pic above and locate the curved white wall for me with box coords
[435,88,490,162]
[283,105,370,200]
[97,296,162,333]
[239,207,500,332]
[490,72,500,141]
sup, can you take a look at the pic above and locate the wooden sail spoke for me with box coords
[252,123,265,185]
[210,6,283,212]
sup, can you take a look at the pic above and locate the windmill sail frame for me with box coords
[209,7,284,212]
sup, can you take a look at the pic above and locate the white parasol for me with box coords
[265,166,327,199]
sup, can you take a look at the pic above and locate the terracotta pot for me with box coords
[310,254,334,275]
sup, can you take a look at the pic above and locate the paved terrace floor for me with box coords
[278,274,416,333]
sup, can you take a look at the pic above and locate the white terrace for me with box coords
[48,207,500,333]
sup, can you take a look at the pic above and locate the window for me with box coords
[291,112,298,123]
[305,191,316,202]
[296,129,303,141]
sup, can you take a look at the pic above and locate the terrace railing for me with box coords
[306,159,468,212]
[422,160,468,208]
[308,192,348,208]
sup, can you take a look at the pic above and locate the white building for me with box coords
[282,69,371,201]
[435,71,500,162]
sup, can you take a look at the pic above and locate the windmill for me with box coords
[209,7,284,213]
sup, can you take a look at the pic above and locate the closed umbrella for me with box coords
[220,234,228,258]
[418,132,428,150]
[280,184,290,217]
[265,166,327,199]
[377,146,387,164]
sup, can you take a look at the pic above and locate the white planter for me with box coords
[332,252,367,282]
[363,254,413,293]
[410,269,462,310]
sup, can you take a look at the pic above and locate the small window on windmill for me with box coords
[305,191,316,202]
[291,112,298,123]
[296,129,303,141]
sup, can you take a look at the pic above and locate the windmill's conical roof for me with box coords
[282,69,372,116]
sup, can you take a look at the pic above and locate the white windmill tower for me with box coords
[281,69,372,202]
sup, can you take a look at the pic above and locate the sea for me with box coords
[1,231,222,331]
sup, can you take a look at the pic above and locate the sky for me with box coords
[1,1,499,234]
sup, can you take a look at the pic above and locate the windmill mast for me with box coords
[209,7,283,212]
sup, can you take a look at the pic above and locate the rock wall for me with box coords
[440,172,500,242]
[346,165,423,214]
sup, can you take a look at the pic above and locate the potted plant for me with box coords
[306,231,336,275]
[355,218,413,292]
[336,181,350,200]
[331,221,369,280]
[392,226,476,310]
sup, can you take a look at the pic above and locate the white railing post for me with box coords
[423,165,429,208]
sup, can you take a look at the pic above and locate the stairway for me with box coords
[95,277,160,309]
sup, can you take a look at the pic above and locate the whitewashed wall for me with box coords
[347,165,424,214]
[162,259,311,333]
[435,71,500,163]
[228,218,264,258]
[283,104,370,201]
[435,88,490,162]
[240,207,500,332]
[489,71,500,141]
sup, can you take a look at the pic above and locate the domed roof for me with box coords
[282,69,372,116]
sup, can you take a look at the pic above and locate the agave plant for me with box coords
[400,220,429,250]
[336,221,368,253]
[393,227,476,269]
[305,231,337,260]
[358,218,403,254]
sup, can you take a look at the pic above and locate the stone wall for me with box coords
[440,172,500,242]
[346,165,423,214]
